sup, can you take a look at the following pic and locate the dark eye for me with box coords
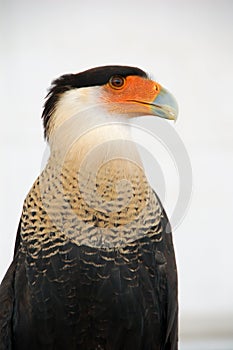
[109,75,125,89]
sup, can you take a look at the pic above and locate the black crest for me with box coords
[42,65,147,139]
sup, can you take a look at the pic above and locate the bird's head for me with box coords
[42,65,178,142]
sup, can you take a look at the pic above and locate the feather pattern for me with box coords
[0,65,178,349]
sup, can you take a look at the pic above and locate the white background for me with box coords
[1,0,233,346]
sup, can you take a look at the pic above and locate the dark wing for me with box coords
[0,259,16,350]
[155,192,178,350]
[0,220,22,350]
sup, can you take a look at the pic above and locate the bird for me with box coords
[0,65,178,350]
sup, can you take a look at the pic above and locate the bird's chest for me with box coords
[19,178,165,320]
[20,167,163,253]
[16,168,167,347]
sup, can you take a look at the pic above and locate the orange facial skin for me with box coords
[101,76,162,116]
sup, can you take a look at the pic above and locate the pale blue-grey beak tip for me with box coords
[152,87,178,121]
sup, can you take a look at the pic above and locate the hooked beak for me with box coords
[149,86,178,121]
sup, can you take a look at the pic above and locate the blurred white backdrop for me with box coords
[1,0,233,347]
